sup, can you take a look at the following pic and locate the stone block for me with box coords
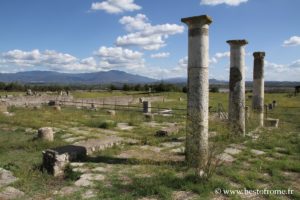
[0,103,7,113]
[48,100,57,106]
[26,89,33,96]
[38,127,54,141]
[53,105,61,111]
[74,137,123,155]
[107,110,116,116]
[0,168,18,188]
[0,187,25,200]
[265,118,279,128]
[42,145,87,176]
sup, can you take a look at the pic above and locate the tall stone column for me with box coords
[252,52,265,127]
[181,15,212,173]
[227,40,248,136]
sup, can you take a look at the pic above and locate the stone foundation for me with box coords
[265,118,279,128]
[42,145,87,177]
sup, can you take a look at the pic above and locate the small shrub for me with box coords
[2,162,20,171]
[98,120,117,129]
[210,87,219,93]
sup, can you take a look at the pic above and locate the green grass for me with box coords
[0,92,299,199]
[72,91,148,99]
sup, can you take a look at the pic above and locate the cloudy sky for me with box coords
[0,0,299,81]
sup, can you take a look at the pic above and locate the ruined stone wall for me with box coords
[0,94,165,108]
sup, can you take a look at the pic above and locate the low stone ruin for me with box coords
[265,118,279,128]
[0,103,8,113]
[106,110,116,116]
[0,186,25,200]
[48,100,58,106]
[38,127,54,141]
[158,109,173,116]
[0,168,25,199]
[155,123,180,137]
[42,145,87,177]
[53,105,61,111]
[26,89,33,96]
[73,136,123,155]
[43,135,124,176]
[0,168,18,188]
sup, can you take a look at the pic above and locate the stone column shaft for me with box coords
[252,52,265,126]
[143,101,151,113]
[181,15,212,170]
[227,40,248,136]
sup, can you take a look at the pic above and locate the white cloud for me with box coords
[0,49,99,72]
[94,46,144,69]
[282,36,300,47]
[127,56,188,79]
[149,56,187,78]
[289,59,300,69]
[0,47,146,73]
[91,0,141,14]
[265,61,286,72]
[116,14,184,50]
[264,60,300,81]
[210,51,230,64]
[0,47,145,73]
[201,0,248,6]
[119,13,149,32]
[3,49,41,61]
[178,56,188,69]
[150,52,170,58]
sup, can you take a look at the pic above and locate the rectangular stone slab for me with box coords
[42,145,87,176]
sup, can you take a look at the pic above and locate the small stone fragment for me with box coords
[216,153,235,163]
[106,110,116,116]
[251,149,265,155]
[38,127,54,141]
[224,147,241,155]
[0,187,25,200]
[0,168,18,188]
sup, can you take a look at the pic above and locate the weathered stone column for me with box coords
[252,52,265,127]
[181,15,212,172]
[227,40,248,136]
[143,101,151,113]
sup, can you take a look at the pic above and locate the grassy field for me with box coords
[0,92,299,199]
[71,91,152,99]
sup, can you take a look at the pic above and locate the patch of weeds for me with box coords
[141,137,148,145]
[128,121,135,126]
[98,120,117,129]
[266,167,282,183]
[64,165,81,181]
[1,162,20,171]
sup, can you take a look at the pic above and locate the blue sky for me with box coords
[0,0,299,81]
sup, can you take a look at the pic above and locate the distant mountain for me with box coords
[164,77,227,84]
[164,77,300,87]
[0,71,298,86]
[0,70,157,84]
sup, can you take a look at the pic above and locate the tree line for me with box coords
[0,82,220,93]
